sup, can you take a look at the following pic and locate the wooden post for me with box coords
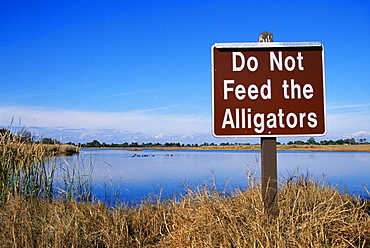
[258,32,278,216]
[261,137,278,215]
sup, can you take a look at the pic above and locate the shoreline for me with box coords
[42,144,80,155]
[83,144,370,152]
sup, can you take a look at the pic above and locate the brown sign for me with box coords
[212,42,326,137]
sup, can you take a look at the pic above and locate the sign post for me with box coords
[259,32,278,216]
[261,136,277,215]
[211,33,326,215]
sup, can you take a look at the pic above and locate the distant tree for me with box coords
[335,139,345,145]
[85,140,101,147]
[307,137,317,145]
[359,138,367,144]
[40,138,57,144]
[344,138,356,145]
[130,142,139,147]
[294,140,305,145]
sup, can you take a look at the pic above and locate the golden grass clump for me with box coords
[42,144,80,155]
[0,178,369,247]
[157,178,370,247]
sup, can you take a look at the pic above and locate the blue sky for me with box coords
[1,0,369,144]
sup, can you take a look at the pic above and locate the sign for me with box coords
[212,42,326,137]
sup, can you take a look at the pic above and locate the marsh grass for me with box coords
[0,128,55,201]
[0,130,369,247]
[1,177,369,247]
[0,129,91,203]
[52,154,94,202]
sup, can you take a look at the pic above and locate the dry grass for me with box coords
[0,177,369,247]
[277,144,370,152]
[1,130,369,247]
[122,144,370,152]
[157,177,370,247]
[42,144,80,155]
[228,144,370,152]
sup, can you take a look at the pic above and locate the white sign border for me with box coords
[211,42,326,138]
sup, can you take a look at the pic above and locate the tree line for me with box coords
[79,137,368,148]
[1,129,367,147]
[287,137,367,146]
[80,140,205,148]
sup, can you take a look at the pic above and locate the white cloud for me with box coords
[0,105,210,139]
[1,104,369,143]
[327,103,370,110]
[350,131,370,137]
[326,110,370,135]
[323,104,370,141]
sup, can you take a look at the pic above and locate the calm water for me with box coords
[55,148,370,202]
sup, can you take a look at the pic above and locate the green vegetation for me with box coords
[80,137,369,148]
[288,137,365,145]
[81,140,201,148]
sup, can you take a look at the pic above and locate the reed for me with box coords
[52,154,94,202]
[0,128,55,201]
[0,129,88,202]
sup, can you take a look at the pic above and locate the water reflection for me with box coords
[57,149,370,202]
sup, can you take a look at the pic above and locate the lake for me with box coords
[54,148,370,203]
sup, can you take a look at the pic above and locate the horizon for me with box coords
[1,1,369,145]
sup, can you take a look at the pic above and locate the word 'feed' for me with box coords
[212,43,326,137]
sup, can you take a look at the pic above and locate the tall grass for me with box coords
[52,154,94,202]
[0,129,369,247]
[0,176,368,247]
[0,129,89,202]
[0,129,55,201]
